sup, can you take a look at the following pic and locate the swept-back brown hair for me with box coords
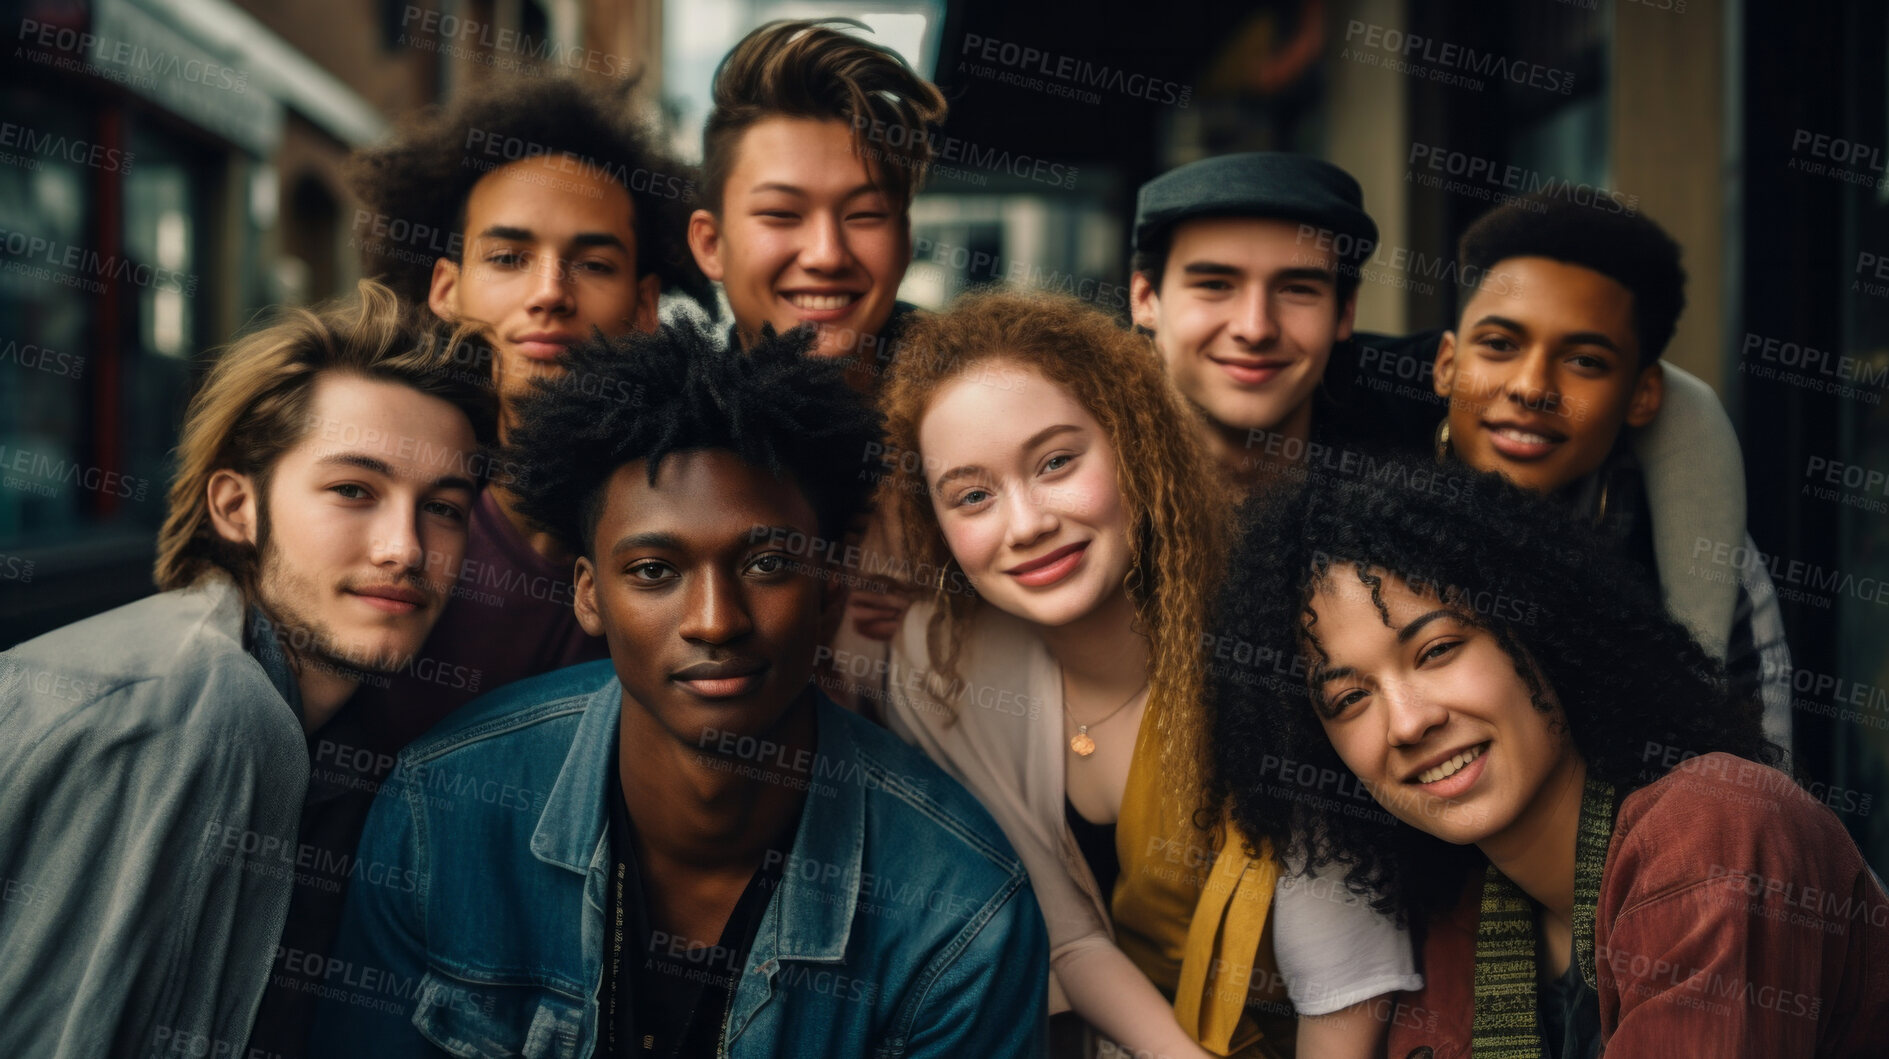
[877,287,1234,801]
[155,280,498,605]
[701,18,948,214]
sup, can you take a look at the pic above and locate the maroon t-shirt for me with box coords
[360,489,608,749]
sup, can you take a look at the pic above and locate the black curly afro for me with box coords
[502,322,883,558]
[1208,458,1776,922]
[348,77,708,307]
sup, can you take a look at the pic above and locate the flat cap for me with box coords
[1133,152,1378,258]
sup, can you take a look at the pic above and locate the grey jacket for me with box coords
[1633,364,1794,756]
[0,576,308,1058]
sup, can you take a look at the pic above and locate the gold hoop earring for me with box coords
[1433,418,1452,463]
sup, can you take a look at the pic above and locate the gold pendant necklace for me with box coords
[1064,677,1149,758]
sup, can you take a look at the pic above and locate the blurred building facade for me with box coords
[0,0,662,639]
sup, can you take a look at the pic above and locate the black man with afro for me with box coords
[314,323,1051,1058]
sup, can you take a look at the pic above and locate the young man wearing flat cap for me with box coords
[1129,153,1378,495]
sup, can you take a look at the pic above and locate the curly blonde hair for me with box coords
[877,287,1233,801]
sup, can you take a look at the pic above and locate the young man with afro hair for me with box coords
[313,323,1049,1058]
[343,76,708,746]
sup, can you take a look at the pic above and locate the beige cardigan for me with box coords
[883,601,1418,1031]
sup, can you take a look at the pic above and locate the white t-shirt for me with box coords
[1272,851,1423,1014]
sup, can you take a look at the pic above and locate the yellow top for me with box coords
[1111,696,1294,1057]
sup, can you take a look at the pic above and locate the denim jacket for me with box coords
[311,660,1048,1058]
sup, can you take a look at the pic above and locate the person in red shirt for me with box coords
[1209,463,1888,1059]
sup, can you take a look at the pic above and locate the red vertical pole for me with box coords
[92,103,123,520]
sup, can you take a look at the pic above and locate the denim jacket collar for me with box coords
[529,675,618,874]
[528,673,867,949]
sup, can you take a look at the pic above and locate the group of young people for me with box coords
[1,16,1883,1059]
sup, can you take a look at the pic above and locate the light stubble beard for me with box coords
[251,535,445,683]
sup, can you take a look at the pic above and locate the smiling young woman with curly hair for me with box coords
[1209,462,1888,1059]
[873,287,1420,1059]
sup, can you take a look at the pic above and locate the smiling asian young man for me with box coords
[686,18,945,391]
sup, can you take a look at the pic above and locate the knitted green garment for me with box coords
[1470,776,1617,1057]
